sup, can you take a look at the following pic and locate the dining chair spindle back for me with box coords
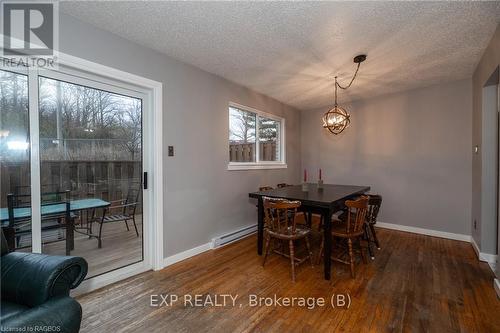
[262,197,313,282]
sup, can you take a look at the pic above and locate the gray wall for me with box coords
[471,24,500,275]
[58,14,301,258]
[301,79,472,236]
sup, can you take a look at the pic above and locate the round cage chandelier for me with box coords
[322,54,366,135]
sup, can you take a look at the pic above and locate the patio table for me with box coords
[0,198,110,254]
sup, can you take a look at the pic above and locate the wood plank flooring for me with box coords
[44,218,143,278]
[77,228,500,332]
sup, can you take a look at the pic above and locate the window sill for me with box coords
[227,163,288,171]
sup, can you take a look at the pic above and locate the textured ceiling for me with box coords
[60,1,500,111]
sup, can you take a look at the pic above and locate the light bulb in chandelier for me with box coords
[322,105,350,134]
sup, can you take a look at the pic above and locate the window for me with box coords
[228,103,286,170]
[259,116,281,162]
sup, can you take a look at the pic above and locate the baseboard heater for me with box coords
[212,224,257,248]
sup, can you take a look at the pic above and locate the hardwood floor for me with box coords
[77,228,500,332]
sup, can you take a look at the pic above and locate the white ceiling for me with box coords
[61,1,500,111]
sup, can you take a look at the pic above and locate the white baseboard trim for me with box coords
[471,236,480,256]
[495,279,500,298]
[483,254,498,265]
[162,224,258,268]
[74,261,150,296]
[377,222,500,273]
[162,242,213,268]
[376,221,471,242]
[471,236,498,266]
[161,222,491,272]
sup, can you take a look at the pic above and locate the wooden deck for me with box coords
[77,227,500,332]
[43,217,143,278]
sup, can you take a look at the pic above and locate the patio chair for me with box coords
[93,187,140,248]
[5,193,32,250]
[6,190,74,254]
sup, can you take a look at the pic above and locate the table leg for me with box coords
[88,209,94,237]
[66,218,74,255]
[2,227,15,250]
[323,207,334,280]
[71,223,75,251]
[257,197,264,255]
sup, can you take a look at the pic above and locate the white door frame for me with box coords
[4,52,164,293]
[57,53,164,293]
[497,80,500,281]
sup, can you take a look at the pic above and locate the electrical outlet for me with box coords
[168,146,174,156]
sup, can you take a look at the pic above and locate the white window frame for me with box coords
[227,102,287,171]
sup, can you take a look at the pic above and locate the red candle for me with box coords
[319,168,322,180]
[304,169,307,182]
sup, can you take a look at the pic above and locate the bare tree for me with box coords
[229,107,255,143]
[117,99,142,161]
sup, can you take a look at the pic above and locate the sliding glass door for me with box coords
[0,70,32,252]
[0,66,148,280]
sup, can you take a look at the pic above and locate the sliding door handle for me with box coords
[143,172,148,190]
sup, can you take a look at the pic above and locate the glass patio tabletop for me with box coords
[0,198,110,224]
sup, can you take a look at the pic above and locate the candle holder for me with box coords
[302,182,309,192]
[317,179,324,190]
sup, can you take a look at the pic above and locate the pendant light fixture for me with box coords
[322,54,367,135]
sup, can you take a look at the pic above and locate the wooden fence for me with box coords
[0,160,141,208]
[39,138,140,161]
[229,142,277,162]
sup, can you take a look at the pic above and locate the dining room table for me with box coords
[0,198,110,255]
[249,183,370,280]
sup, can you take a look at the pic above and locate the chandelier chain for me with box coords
[334,77,338,106]
[333,62,361,106]
[335,62,361,90]
[324,54,366,135]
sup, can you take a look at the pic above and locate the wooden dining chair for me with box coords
[337,194,383,259]
[365,194,382,250]
[259,186,274,191]
[275,183,317,227]
[318,196,369,278]
[256,187,273,208]
[262,197,313,282]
